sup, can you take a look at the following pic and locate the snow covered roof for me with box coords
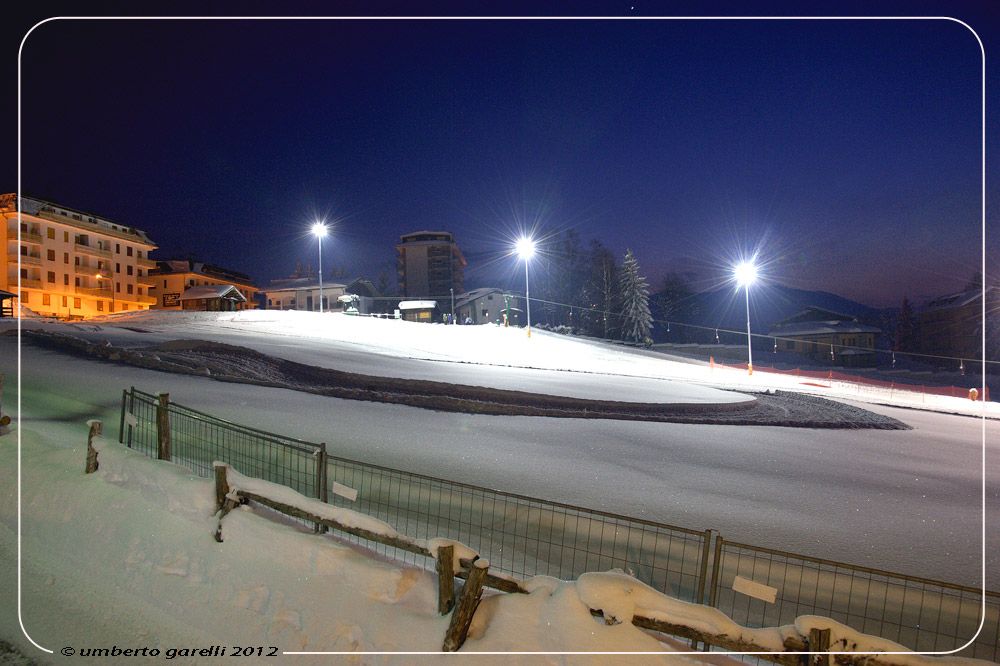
[264,280,346,294]
[398,300,437,310]
[922,287,996,312]
[778,307,857,325]
[768,320,881,337]
[454,288,508,309]
[179,285,247,302]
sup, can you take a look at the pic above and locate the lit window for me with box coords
[96,300,103,312]
[73,298,81,309]
[42,294,50,306]
[47,227,55,239]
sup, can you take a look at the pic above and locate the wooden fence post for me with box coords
[85,420,102,474]
[436,545,455,615]
[443,559,489,652]
[315,443,328,534]
[214,464,230,512]
[156,392,171,461]
[809,627,831,666]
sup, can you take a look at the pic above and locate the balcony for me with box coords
[18,278,43,289]
[137,274,158,286]
[136,257,157,269]
[74,242,112,259]
[74,264,102,276]
[76,286,114,298]
[133,294,157,305]
[8,228,42,244]
[10,252,42,266]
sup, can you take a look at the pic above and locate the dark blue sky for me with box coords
[7,3,997,307]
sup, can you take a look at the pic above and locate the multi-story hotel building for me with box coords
[1,193,157,318]
[149,259,259,310]
[395,230,466,299]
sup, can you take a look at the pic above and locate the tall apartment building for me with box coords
[2,193,157,318]
[395,230,466,299]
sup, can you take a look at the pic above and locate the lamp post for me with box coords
[734,261,757,375]
[515,237,536,338]
[311,222,328,313]
[95,272,115,313]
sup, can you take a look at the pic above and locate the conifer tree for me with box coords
[619,249,652,344]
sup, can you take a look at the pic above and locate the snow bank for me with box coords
[12,309,992,417]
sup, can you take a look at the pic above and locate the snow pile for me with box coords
[2,427,727,661]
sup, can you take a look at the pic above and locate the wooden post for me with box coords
[156,392,171,461]
[85,420,102,474]
[443,558,489,652]
[214,464,230,512]
[809,627,831,666]
[436,544,455,615]
[315,444,328,534]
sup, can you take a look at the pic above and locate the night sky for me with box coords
[6,2,998,308]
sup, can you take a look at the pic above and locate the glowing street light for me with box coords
[734,261,757,375]
[311,222,328,313]
[515,237,536,338]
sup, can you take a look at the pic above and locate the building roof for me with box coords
[0,289,16,299]
[179,285,247,302]
[398,300,437,310]
[263,278,346,294]
[922,287,996,312]
[152,259,255,286]
[776,306,858,326]
[768,320,881,337]
[454,287,509,310]
[4,193,156,247]
[399,230,455,241]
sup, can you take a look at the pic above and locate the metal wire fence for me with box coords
[708,538,999,661]
[118,387,998,658]
[119,387,709,603]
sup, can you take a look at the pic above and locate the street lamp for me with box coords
[515,237,536,338]
[311,222,328,313]
[95,272,115,313]
[734,261,757,375]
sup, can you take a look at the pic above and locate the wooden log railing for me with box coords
[87,443,963,663]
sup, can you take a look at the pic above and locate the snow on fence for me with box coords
[118,387,999,660]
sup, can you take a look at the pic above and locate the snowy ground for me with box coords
[2,311,997,659]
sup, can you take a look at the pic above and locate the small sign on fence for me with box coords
[332,481,358,502]
[124,412,138,428]
[732,575,778,604]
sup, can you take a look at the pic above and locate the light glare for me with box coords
[311,222,328,238]
[734,261,757,286]
[516,237,536,260]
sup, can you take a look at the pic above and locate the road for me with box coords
[6,335,995,587]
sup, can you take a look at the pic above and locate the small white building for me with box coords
[263,278,346,312]
[454,288,521,325]
[398,300,437,322]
